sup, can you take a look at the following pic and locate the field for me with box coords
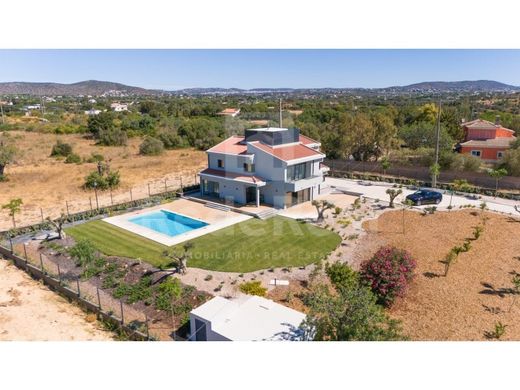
[66,216,341,272]
[0,131,206,230]
[361,209,520,341]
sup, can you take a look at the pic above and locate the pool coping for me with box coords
[103,207,251,246]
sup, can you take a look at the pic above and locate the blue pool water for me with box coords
[129,210,208,237]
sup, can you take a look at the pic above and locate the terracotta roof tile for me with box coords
[299,134,320,146]
[207,136,248,154]
[250,141,323,162]
[460,137,516,148]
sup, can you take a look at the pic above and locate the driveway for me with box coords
[325,177,520,216]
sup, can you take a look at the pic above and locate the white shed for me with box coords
[189,295,306,341]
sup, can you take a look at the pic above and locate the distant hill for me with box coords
[0,80,161,96]
[1,79,518,96]
[388,80,520,93]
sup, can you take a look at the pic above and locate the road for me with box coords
[324,177,520,216]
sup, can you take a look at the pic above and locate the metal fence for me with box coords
[326,159,520,191]
[2,174,199,231]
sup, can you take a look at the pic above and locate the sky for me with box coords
[1,49,520,90]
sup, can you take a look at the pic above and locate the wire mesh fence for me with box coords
[2,174,199,231]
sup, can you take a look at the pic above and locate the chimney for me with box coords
[495,115,501,126]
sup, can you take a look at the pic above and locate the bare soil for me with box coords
[360,209,520,340]
[0,131,206,230]
[0,258,113,341]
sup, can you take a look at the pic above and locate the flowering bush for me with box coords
[360,246,416,306]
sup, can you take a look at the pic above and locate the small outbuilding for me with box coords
[189,295,306,341]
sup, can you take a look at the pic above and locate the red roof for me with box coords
[462,119,514,133]
[207,136,248,154]
[250,141,323,162]
[199,168,266,185]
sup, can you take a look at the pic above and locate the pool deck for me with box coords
[103,198,251,246]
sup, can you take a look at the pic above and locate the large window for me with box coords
[202,180,220,197]
[287,162,308,181]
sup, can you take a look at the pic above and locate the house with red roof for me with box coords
[459,117,516,162]
[199,127,328,208]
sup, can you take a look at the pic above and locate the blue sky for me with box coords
[1,49,520,90]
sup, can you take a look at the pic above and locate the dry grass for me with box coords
[0,131,206,229]
[360,209,520,340]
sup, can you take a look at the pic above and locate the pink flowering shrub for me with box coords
[360,246,416,306]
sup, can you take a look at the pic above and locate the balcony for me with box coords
[285,174,323,192]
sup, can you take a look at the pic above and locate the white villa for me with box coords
[110,102,129,112]
[198,127,329,209]
[189,296,306,341]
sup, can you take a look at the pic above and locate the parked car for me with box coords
[405,189,442,206]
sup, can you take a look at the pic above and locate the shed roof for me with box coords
[191,296,306,341]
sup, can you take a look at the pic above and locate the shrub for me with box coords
[326,262,359,290]
[84,170,120,190]
[98,128,128,146]
[239,281,267,297]
[139,136,164,156]
[50,140,73,157]
[65,153,81,164]
[360,246,416,306]
[158,130,184,149]
[86,153,104,163]
[69,239,98,267]
[154,278,183,311]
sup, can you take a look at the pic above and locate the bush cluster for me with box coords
[139,136,164,156]
[239,281,267,297]
[50,140,73,157]
[84,170,120,190]
[360,246,416,306]
[65,153,82,164]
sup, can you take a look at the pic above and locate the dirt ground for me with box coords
[0,258,113,341]
[0,131,206,230]
[360,209,520,341]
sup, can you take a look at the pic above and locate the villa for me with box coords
[459,117,516,162]
[198,127,329,209]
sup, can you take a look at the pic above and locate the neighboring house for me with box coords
[218,108,240,117]
[198,127,328,208]
[189,295,306,341]
[110,102,128,112]
[459,117,516,161]
[84,109,101,116]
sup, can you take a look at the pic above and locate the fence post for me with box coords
[40,208,44,223]
[76,279,81,298]
[39,253,44,273]
[23,243,28,261]
[145,313,150,339]
[89,197,93,212]
[66,201,70,216]
[120,300,124,325]
[130,189,133,202]
[97,287,102,310]
[9,236,13,254]
[164,179,167,192]
[148,183,151,197]
[57,264,61,283]
[110,189,114,205]
[180,176,183,193]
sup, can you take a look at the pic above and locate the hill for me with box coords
[0,80,161,96]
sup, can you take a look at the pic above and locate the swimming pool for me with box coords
[128,210,209,237]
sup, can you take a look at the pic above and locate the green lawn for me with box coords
[65,216,341,273]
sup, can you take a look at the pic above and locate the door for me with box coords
[194,319,207,341]
[245,186,256,204]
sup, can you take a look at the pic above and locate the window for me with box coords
[471,150,481,157]
[202,180,219,197]
[497,151,504,159]
[217,159,224,168]
[287,162,308,181]
[243,163,255,173]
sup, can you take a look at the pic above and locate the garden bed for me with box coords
[359,209,520,340]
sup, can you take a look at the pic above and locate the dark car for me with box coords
[405,189,442,206]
